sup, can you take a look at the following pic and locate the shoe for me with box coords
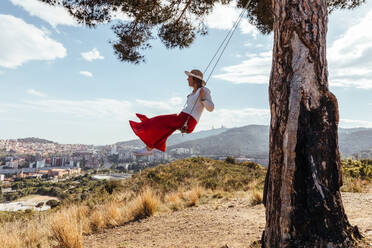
[133,147,154,156]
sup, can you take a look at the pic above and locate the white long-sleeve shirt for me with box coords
[181,86,214,122]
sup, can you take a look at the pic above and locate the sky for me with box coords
[0,0,372,145]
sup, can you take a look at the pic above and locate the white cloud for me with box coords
[1,98,133,122]
[204,3,258,37]
[10,0,78,27]
[0,14,66,69]
[135,97,184,114]
[339,118,372,128]
[213,51,271,84]
[79,71,93,77]
[197,107,270,130]
[328,10,372,63]
[27,89,47,97]
[81,48,104,62]
[328,9,372,89]
[214,7,372,89]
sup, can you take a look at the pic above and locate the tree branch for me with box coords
[175,0,192,23]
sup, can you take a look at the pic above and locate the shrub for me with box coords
[250,189,263,206]
[50,207,83,248]
[104,180,122,194]
[225,156,236,164]
[130,188,160,221]
[35,202,44,208]
[46,199,60,209]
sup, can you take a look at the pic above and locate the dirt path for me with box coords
[84,192,372,248]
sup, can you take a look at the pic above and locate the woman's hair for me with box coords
[192,77,203,89]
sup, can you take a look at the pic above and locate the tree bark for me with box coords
[262,0,362,247]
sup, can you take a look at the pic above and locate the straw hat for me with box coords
[185,69,206,86]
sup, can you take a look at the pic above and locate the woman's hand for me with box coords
[199,88,205,100]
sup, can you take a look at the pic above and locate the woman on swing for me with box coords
[129,69,215,156]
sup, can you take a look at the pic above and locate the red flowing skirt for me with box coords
[129,112,197,152]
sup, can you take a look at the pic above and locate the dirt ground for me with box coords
[18,194,59,204]
[84,192,372,248]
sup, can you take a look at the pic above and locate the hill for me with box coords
[339,129,372,157]
[169,125,269,158]
[116,126,228,147]
[0,158,370,248]
[16,137,56,144]
[167,126,372,159]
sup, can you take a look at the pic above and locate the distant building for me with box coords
[111,144,118,155]
[170,148,191,155]
[36,159,46,168]
[118,163,130,170]
[85,158,100,168]
[48,168,81,178]
[147,155,154,162]
[119,151,136,161]
[5,161,19,168]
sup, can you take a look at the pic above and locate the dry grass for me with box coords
[50,207,83,248]
[184,185,204,207]
[129,188,160,221]
[0,217,50,248]
[0,223,22,248]
[21,218,50,248]
[165,191,184,211]
[104,202,124,227]
[341,177,364,193]
[250,189,263,206]
[75,205,91,235]
[89,207,107,231]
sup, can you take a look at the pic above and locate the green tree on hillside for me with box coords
[38,0,366,246]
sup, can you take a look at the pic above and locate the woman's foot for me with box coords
[133,147,154,156]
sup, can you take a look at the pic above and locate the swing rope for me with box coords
[203,0,252,83]
[180,0,252,134]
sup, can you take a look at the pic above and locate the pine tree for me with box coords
[39,0,366,246]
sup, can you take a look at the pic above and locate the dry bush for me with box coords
[104,201,124,227]
[250,189,263,206]
[111,191,133,203]
[184,185,205,207]
[21,218,50,248]
[74,205,91,235]
[247,179,259,191]
[129,188,160,221]
[50,207,83,248]
[0,217,50,248]
[89,206,106,231]
[0,223,22,248]
[165,191,183,211]
[211,189,232,199]
[341,177,363,193]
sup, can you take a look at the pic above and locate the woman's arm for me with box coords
[200,88,214,112]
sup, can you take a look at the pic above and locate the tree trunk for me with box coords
[262,0,362,247]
